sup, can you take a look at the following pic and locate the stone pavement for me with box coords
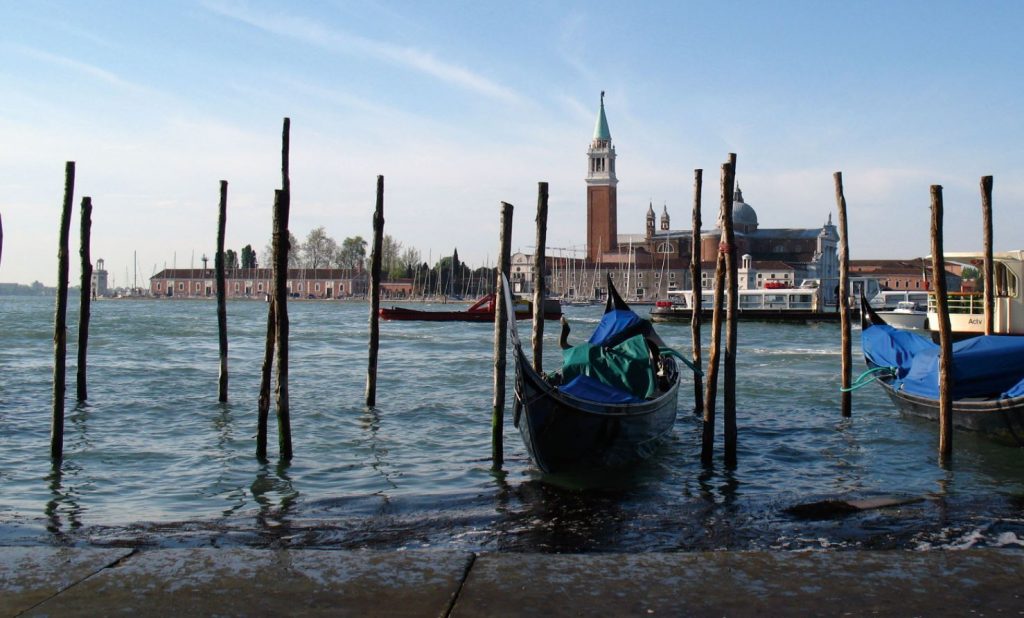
[2,547,1022,616]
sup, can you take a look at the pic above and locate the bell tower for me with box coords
[586,91,618,263]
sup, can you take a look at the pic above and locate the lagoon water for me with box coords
[1,295,1023,551]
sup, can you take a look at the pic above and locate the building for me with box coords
[531,94,841,303]
[149,268,368,299]
[91,258,109,298]
[851,259,962,292]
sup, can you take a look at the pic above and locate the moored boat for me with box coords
[650,286,839,323]
[504,274,689,473]
[876,300,928,331]
[859,297,1024,446]
[380,293,561,322]
[924,250,1024,340]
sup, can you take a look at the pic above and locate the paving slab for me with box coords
[0,547,132,616]
[453,550,1024,617]
[23,548,471,617]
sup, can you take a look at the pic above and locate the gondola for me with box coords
[859,296,1024,446]
[502,274,689,474]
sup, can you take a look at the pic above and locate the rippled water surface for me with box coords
[1,295,1022,551]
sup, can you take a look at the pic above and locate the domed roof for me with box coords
[732,185,758,229]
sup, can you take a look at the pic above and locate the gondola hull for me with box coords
[513,348,680,474]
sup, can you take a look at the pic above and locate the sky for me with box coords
[2,0,1023,287]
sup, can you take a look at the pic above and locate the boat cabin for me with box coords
[870,290,929,311]
[667,287,821,312]
[927,250,1024,336]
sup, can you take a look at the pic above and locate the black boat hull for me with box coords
[513,348,680,473]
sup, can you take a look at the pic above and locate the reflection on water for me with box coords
[1,297,1024,551]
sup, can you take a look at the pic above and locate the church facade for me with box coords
[530,94,840,304]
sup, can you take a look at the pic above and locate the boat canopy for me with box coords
[863,323,1024,399]
[559,307,658,404]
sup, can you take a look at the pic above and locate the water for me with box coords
[1,296,1023,551]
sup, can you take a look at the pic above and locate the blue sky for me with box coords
[2,0,1022,286]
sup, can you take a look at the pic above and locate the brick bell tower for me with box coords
[586,91,618,263]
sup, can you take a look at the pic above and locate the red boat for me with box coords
[379,293,562,322]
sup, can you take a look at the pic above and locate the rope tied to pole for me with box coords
[840,366,896,392]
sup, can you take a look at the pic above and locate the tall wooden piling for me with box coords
[52,161,75,461]
[722,158,738,467]
[256,228,277,461]
[690,169,704,415]
[275,118,292,461]
[532,182,549,373]
[835,172,852,417]
[76,197,93,402]
[981,176,994,336]
[930,185,953,460]
[366,175,385,407]
[701,167,728,467]
[492,202,514,468]
[216,181,229,403]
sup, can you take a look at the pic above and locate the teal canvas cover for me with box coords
[560,333,656,401]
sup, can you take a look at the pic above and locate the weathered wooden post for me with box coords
[492,202,514,468]
[216,180,229,403]
[930,185,953,460]
[532,182,549,372]
[701,166,729,467]
[981,175,994,336]
[76,196,93,402]
[52,161,75,461]
[256,199,278,460]
[722,158,738,467]
[835,172,852,417]
[366,175,385,407]
[691,169,704,415]
[275,118,292,461]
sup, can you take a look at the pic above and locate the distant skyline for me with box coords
[2,1,1023,286]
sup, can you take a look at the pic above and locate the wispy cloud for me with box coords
[202,0,524,104]
[11,44,148,95]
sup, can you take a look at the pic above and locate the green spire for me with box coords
[593,91,611,142]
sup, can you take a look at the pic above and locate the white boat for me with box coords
[869,290,929,311]
[877,300,928,331]
[650,286,838,323]
[926,250,1024,339]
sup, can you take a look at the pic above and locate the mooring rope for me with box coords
[841,366,896,392]
[659,347,703,376]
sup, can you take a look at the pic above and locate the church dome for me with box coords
[732,185,758,230]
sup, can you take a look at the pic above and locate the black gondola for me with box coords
[859,296,1024,446]
[502,274,685,473]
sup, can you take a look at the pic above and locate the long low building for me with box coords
[149,268,369,299]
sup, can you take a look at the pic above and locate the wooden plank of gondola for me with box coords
[76,196,93,402]
[930,185,953,460]
[216,181,228,403]
[690,169,704,416]
[701,165,728,467]
[366,175,385,407]
[52,161,75,461]
[492,201,514,467]
[532,182,548,373]
[835,172,852,417]
[722,156,738,468]
[981,175,994,336]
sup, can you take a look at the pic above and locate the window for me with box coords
[178,283,184,290]
[234,283,239,292]
[315,283,321,292]
[669,273,676,280]
[156,283,162,291]
[258,283,264,292]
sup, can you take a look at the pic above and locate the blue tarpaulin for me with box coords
[862,323,1024,399]
[588,309,647,347]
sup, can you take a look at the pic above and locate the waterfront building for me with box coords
[149,268,368,299]
[526,94,841,303]
[91,258,110,297]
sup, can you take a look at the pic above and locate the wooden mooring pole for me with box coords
[532,182,548,373]
[701,164,729,467]
[722,157,738,467]
[690,169,704,416]
[275,118,292,461]
[52,161,75,461]
[366,175,385,407]
[256,205,277,461]
[930,185,953,460]
[492,201,514,468]
[835,172,852,417]
[216,181,229,403]
[76,196,93,402]
[981,175,994,336]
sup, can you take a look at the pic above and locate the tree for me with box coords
[263,232,300,269]
[399,247,421,278]
[224,249,240,270]
[382,235,402,279]
[302,226,338,269]
[240,245,257,269]
[336,236,368,270]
